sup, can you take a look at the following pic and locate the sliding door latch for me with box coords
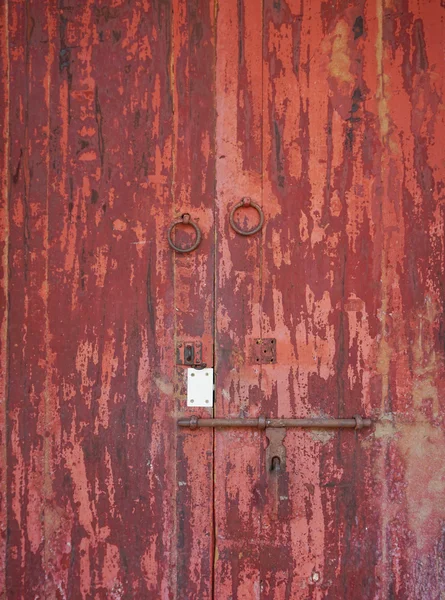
[178,415,371,472]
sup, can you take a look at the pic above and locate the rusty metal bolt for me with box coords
[189,416,199,430]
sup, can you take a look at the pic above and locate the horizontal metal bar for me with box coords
[178,415,372,430]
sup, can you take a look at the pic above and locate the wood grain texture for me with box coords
[1,1,215,598]
[6,1,47,595]
[214,0,445,599]
[0,1,9,596]
[214,0,264,596]
[1,1,445,599]
[172,0,215,597]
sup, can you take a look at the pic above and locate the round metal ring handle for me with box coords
[229,197,264,236]
[167,213,202,253]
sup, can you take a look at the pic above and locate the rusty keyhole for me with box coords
[271,456,281,473]
[184,343,194,364]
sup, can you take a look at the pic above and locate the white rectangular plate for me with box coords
[187,368,214,407]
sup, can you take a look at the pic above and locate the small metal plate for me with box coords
[266,428,287,472]
[187,368,214,408]
[251,338,277,364]
[176,341,203,366]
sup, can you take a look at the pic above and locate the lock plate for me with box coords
[176,341,203,366]
[266,428,286,472]
[187,368,214,408]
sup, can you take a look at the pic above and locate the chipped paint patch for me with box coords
[328,20,354,86]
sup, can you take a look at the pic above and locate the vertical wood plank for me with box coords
[214,0,264,596]
[368,1,445,597]
[261,0,389,597]
[172,0,215,597]
[0,0,9,593]
[262,1,329,595]
[44,1,179,597]
[5,0,50,596]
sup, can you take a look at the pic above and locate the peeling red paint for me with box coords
[214,0,445,598]
[1,1,445,598]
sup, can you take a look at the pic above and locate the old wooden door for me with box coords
[1,1,445,599]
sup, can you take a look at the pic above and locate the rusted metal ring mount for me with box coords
[167,213,202,253]
[229,198,264,236]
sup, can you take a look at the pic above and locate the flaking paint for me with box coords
[1,1,445,599]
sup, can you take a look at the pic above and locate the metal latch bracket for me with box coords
[176,341,204,367]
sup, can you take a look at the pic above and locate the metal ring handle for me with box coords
[229,198,264,236]
[167,213,202,253]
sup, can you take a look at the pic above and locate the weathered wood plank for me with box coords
[0,1,9,594]
[172,0,215,597]
[43,1,178,597]
[367,2,445,598]
[214,0,264,596]
[5,1,50,596]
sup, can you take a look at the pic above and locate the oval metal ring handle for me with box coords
[167,213,202,253]
[229,197,264,236]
